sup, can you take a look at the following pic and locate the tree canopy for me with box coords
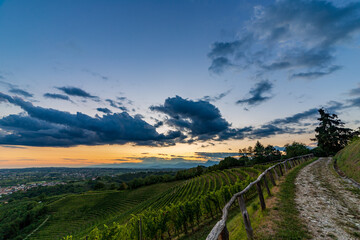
[313,108,357,156]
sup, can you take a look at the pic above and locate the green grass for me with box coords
[271,159,315,240]
[335,139,360,183]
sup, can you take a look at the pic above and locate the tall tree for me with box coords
[313,108,355,156]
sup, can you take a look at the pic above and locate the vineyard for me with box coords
[43,165,270,240]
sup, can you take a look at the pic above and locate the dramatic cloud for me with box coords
[96,107,112,114]
[57,86,99,100]
[236,80,273,106]
[43,93,70,101]
[9,88,33,98]
[0,92,182,147]
[150,96,252,141]
[209,0,360,79]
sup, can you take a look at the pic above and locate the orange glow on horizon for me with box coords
[0,133,314,168]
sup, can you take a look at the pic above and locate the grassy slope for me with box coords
[335,139,360,183]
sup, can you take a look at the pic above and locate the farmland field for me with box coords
[27,166,265,239]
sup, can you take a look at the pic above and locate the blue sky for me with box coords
[0,0,360,167]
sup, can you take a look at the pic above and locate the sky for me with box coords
[0,0,360,168]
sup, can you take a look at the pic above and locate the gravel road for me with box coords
[295,157,360,240]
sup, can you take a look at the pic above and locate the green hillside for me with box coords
[335,139,360,183]
[28,166,264,239]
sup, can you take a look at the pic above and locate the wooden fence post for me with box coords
[218,225,229,240]
[263,175,271,196]
[278,165,283,176]
[256,181,266,210]
[289,160,293,168]
[273,168,279,179]
[268,170,276,186]
[283,163,287,173]
[238,194,253,240]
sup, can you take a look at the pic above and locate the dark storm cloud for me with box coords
[57,86,99,100]
[0,92,182,147]
[150,96,252,141]
[43,93,70,101]
[9,88,33,98]
[236,80,273,106]
[96,107,112,114]
[150,96,229,136]
[208,0,360,79]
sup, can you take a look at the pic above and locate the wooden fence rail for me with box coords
[206,154,314,240]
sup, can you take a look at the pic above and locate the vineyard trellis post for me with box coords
[237,194,253,240]
[278,164,283,176]
[283,163,287,173]
[273,168,279,179]
[268,171,276,186]
[219,225,229,240]
[255,181,266,210]
[263,175,271,196]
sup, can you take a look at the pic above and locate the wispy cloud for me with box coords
[9,88,33,98]
[43,93,70,101]
[236,80,273,106]
[57,86,99,100]
[96,107,112,114]
[201,89,231,102]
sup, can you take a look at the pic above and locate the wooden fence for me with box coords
[206,154,314,240]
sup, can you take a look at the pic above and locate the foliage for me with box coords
[252,141,282,164]
[284,142,310,159]
[313,108,357,156]
[0,200,48,240]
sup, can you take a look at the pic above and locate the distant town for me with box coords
[0,181,65,198]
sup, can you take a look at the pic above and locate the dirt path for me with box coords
[295,157,360,239]
[23,215,50,240]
